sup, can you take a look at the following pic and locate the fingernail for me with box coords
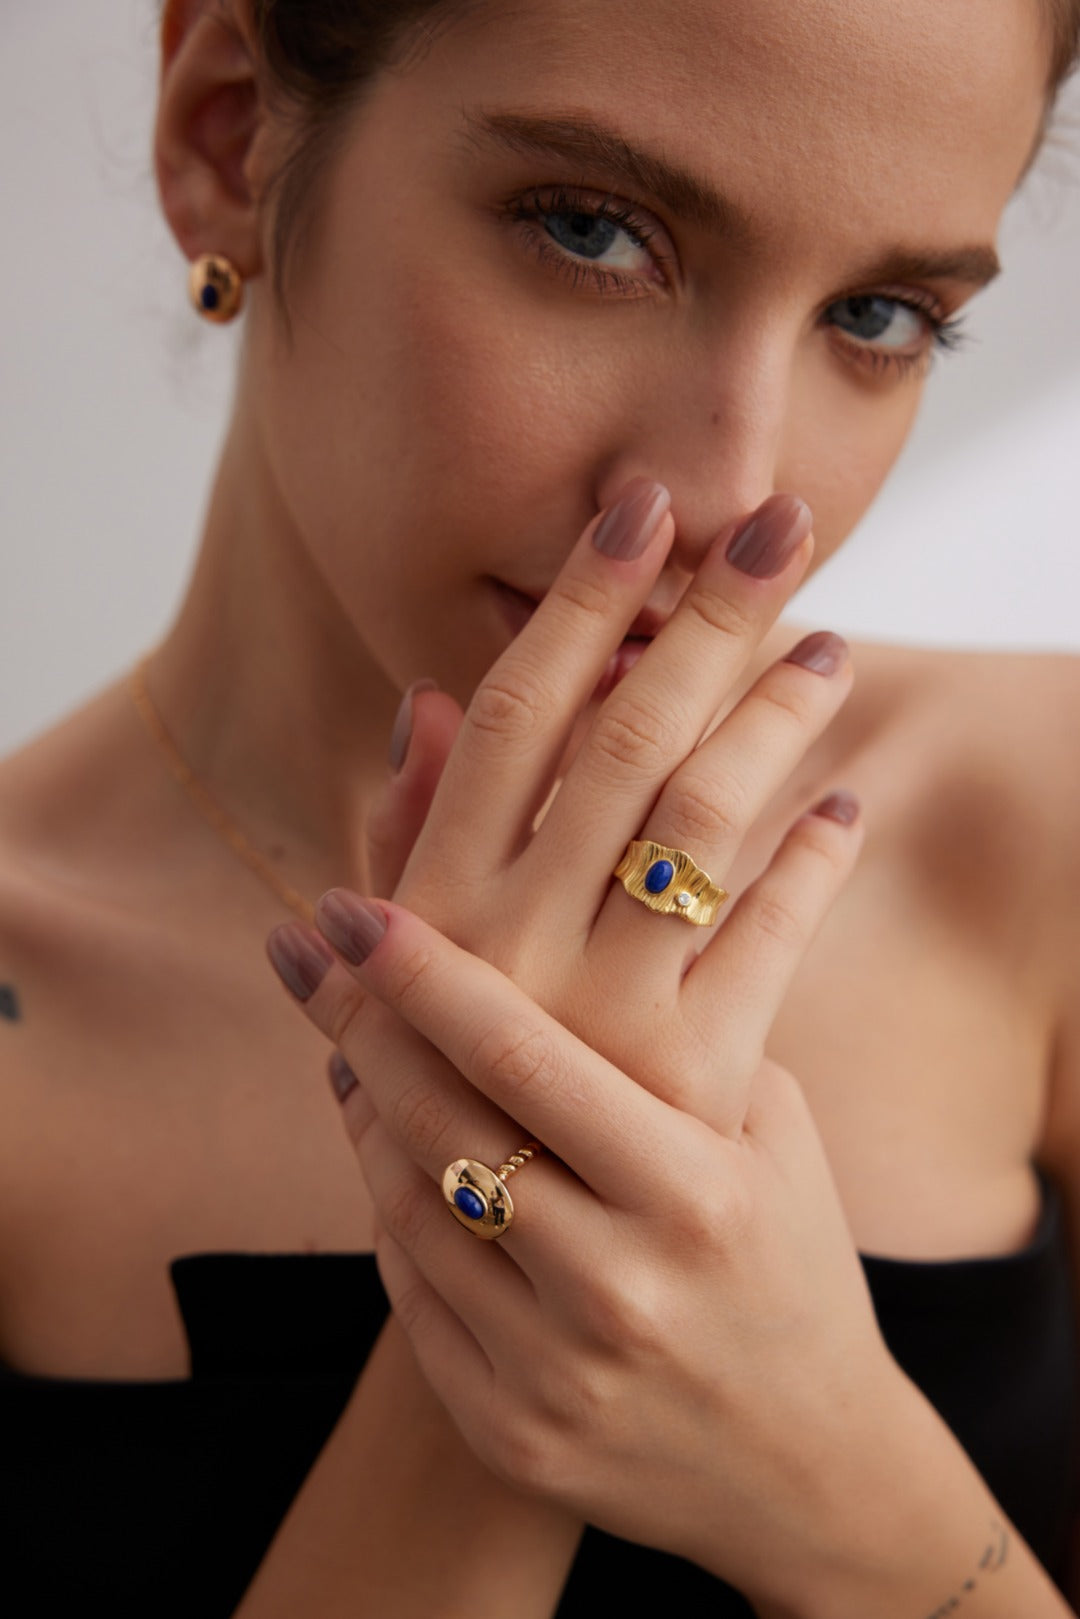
[328,1051,360,1103]
[726,494,812,579]
[315,889,388,967]
[783,630,850,677]
[593,480,671,560]
[389,678,439,773]
[266,923,336,1001]
[811,790,860,825]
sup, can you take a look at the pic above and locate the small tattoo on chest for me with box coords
[0,984,21,1023]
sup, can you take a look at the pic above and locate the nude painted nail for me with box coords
[783,630,850,676]
[328,1051,360,1103]
[266,923,336,1001]
[811,790,860,825]
[389,679,439,772]
[593,480,672,560]
[315,889,388,966]
[726,494,812,579]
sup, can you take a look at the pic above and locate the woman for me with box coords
[1,0,1078,1612]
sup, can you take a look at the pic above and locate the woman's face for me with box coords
[243,0,1046,703]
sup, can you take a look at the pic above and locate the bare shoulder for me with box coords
[846,633,1079,831]
[837,633,1078,974]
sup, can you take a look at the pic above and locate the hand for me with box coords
[276,896,917,1614]
[267,478,888,1604]
[342,478,857,1136]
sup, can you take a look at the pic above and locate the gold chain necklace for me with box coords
[128,654,316,926]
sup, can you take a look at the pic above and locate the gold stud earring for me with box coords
[188,253,245,323]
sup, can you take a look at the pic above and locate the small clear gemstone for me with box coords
[676,891,693,907]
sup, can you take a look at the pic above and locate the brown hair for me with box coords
[239,0,1080,322]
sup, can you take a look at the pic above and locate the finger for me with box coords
[311,891,692,1211]
[320,970,603,1284]
[524,495,815,921]
[273,922,530,1179]
[590,630,854,972]
[365,683,463,895]
[679,792,865,1134]
[405,479,674,881]
[375,1224,499,1439]
[274,922,607,1259]
[357,1112,541,1360]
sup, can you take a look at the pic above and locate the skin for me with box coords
[1,0,1079,1610]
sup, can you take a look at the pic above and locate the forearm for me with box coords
[234,1312,582,1618]
[730,1369,1076,1619]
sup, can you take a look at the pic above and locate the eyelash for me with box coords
[502,185,970,383]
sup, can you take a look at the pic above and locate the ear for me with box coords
[154,0,276,278]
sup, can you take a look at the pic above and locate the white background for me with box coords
[2,2,1079,755]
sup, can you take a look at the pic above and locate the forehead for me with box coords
[418,0,1046,266]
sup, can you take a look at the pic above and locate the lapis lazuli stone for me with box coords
[454,1186,486,1220]
[644,859,674,894]
[201,284,221,311]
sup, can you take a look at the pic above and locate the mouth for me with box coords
[490,579,666,698]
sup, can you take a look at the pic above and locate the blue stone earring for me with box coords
[188,253,245,324]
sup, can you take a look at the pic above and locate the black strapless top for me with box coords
[2,1166,1077,1616]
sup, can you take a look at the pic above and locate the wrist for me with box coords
[698,1361,1057,1619]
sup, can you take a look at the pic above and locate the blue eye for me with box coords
[501,186,970,380]
[502,186,665,296]
[824,292,968,380]
[828,295,923,349]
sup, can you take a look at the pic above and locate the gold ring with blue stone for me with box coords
[613,839,729,926]
[442,1142,543,1239]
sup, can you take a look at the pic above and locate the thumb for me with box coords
[365,681,464,895]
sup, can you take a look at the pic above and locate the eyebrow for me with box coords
[459,107,1002,291]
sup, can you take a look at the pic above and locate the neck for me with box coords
[147,400,400,901]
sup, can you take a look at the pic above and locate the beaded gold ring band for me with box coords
[613,839,729,926]
[442,1143,543,1239]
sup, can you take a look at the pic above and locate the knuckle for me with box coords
[468,1016,558,1105]
[663,768,746,846]
[553,570,612,626]
[493,1407,562,1496]
[759,672,818,729]
[380,1174,433,1251]
[791,814,854,873]
[589,695,671,776]
[389,1274,430,1339]
[323,986,372,1053]
[468,673,548,746]
[382,939,441,1014]
[685,583,757,642]
[389,1075,460,1159]
[579,1270,663,1358]
[751,885,806,951]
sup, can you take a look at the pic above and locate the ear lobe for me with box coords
[154,0,269,279]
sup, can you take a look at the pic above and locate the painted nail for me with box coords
[389,678,439,773]
[266,923,336,1001]
[811,790,860,825]
[783,630,850,677]
[328,1051,360,1103]
[726,494,812,579]
[593,480,672,560]
[315,889,388,967]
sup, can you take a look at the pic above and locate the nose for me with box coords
[595,319,798,577]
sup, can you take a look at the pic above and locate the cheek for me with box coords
[778,358,924,567]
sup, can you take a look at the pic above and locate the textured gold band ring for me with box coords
[614,839,729,926]
[442,1142,543,1239]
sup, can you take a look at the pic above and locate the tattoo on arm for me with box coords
[924,1520,1009,1619]
[0,983,21,1023]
